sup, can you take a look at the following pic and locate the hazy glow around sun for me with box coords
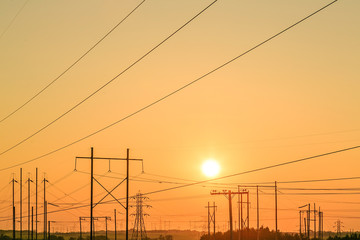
[201,159,220,177]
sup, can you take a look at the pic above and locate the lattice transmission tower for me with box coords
[131,192,151,240]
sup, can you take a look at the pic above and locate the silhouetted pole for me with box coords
[114,210,117,240]
[307,204,310,239]
[314,203,316,239]
[43,176,47,240]
[27,175,33,240]
[79,217,82,240]
[12,174,17,240]
[20,168,23,240]
[43,176,49,240]
[238,186,240,240]
[275,181,278,240]
[257,186,259,240]
[105,217,108,240]
[36,168,38,240]
[126,149,129,240]
[44,201,47,240]
[247,191,249,230]
[13,206,16,240]
[318,207,322,239]
[299,211,302,239]
[90,147,94,240]
[240,192,243,238]
[228,191,233,240]
[304,218,307,239]
[31,207,33,240]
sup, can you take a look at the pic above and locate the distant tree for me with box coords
[0,234,11,240]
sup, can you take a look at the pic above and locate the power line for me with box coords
[139,145,360,197]
[0,144,358,222]
[0,0,339,171]
[0,0,147,124]
[0,0,218,156]
[0,0,29,41]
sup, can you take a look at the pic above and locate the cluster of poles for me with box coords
[299,203,324,240]
[208,182,278,240]
[11,168,51,240]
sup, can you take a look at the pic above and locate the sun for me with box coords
[201,159,220,177]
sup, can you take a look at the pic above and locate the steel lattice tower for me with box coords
[131,192,151,240]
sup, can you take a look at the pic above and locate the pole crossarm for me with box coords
[75,156,144,172]
[211,190,248,195]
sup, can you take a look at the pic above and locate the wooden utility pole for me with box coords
[31,207,33,240]
[299,211,302,239]
[90,147,94,240]
[12,174,17,240]
[126,149,129,240]
[27,175,33,240]
[36,168,38,240]
[20,168,23,240]
[256,185,259,240]
[114,209,117,240]
[11,175,16,240]
[79,217,82,240]
[307,204,310,239]
[229,191,233,240]
[275,181,278,240]
[43,176,48,240]
[314,203,316,239]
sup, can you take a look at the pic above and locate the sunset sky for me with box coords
[0,0,359,234]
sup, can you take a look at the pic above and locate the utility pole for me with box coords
[307,204,310,239]
[126,149,129,240]
[75,148,143,240]
[79,217,82,240]
[36,168,38,240]
[314,203,316,239]
[114,210,117,240]
[318,208,322,240]
[27,174,33,240]
[299,211,302,240]
[20,168,23,240]
[90,147,93,240]
[43,176,48,240]
[237,190,240,240]
[11,174,17,240]
[31,207,34,240]
[256,186,259,240]
[206,202,216,240]
[211,189,249,240]
[105,216,111,240]
[275,181,278,240]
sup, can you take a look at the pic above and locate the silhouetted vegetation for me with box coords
[328,233,360,240]
[200,226,301,240]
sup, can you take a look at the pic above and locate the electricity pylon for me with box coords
[131,192,151,240]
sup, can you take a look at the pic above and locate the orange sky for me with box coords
[0,0,359,234]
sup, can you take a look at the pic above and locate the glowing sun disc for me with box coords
[202,159,220,177]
